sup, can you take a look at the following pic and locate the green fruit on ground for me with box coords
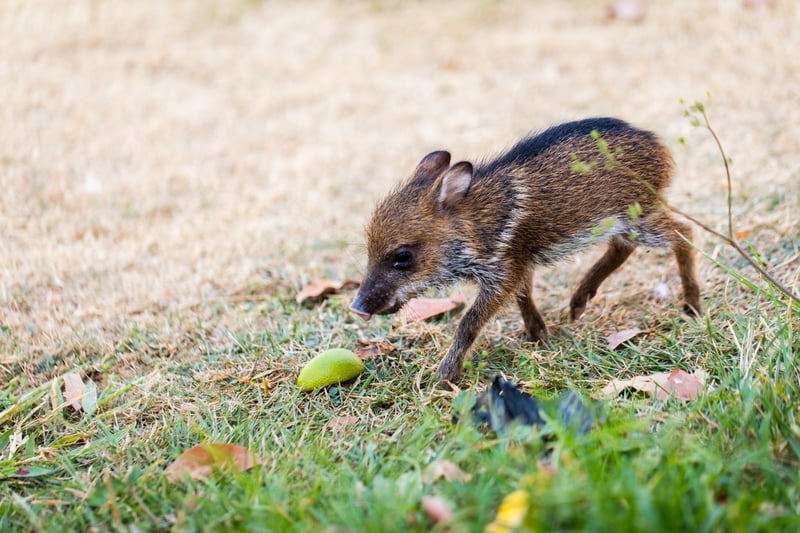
[297,348,365,391]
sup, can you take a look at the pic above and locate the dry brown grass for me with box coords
[1,0,798,387]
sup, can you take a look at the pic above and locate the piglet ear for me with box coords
[411,151,451,185]
[438,161,473,209]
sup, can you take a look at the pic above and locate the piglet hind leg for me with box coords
[570,236,636,320]
[666,217,702,315]
[632,212,702,315]
[516,270,548,342]
[435,288,512,384]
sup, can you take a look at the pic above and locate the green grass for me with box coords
[2,270,799,532]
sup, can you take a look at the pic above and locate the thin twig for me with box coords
[663,202,799,307]
[685,105,800,307]
[695,105,734,239]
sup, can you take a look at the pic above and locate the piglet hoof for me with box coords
[523,325,548,344]
[434,378,460,392]
[435,366,463,388]
[683,302,702,317]
[570,289,595,321]
[570,304,587,321]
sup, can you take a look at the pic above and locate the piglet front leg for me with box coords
[435,288,511,384]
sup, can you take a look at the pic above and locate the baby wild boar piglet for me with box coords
[350,118,701,384]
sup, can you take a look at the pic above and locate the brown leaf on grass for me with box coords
[295,278,360,305]
[63,372,85,411]
[165,443,265,482]
[325,416,360,432]
[601,368,705,401]
[601,374,660,398]
[422,460,472,483]
[421,495,454,524]
[659,368,705,400]
[354,339,397,360]
[396,295,466,322]
[607,327,643,350]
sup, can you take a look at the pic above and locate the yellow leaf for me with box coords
[485,490,529,532]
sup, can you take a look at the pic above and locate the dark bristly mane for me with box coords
[476,117,634,176]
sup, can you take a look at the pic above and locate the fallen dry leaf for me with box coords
[63,372,85,411]
[325,416,360,432]
[397,295,466,322]
[423,460,472,484]
[354,339,397,360]
[421,495,454,524]
[658,368,705,400]
[601,374,659,398]
[295,278,360,305]
[607,327,643,350]
[165,443,265,482]
[601,367,705,401]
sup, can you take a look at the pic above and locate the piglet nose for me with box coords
[349,297,372,321]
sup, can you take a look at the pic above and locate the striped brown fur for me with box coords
[351,118,701,384]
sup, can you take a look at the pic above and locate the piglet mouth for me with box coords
[349,304,372,321]
[349,295,400,321]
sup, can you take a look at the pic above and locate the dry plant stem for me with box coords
[666,203,800,307]
[690,107,799,306]
[698,107,735,239]
[675,108,799,306]
[104,470,122,526]
[605,108,800,307]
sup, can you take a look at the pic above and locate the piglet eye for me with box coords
[392,248,414,269]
